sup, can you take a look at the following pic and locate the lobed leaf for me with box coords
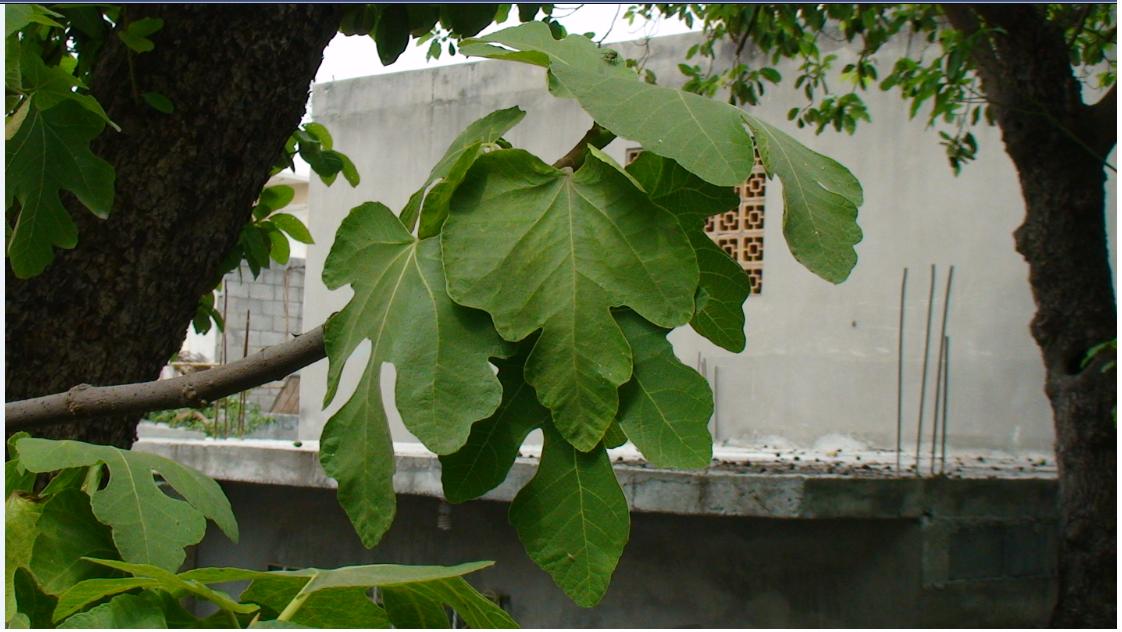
[53,577,160,622]
[318,364,396,549]
[383,576,518,628]
[321,202,508,545]
[15,438,238,572]
[246,584,391,629]
[400,105,526,233]
[380,583,449,628]
[509,425,629,607]
[465,22,756,186]
[12,569,56,629]
[5,100,114,278]
[5,4,63,38]
[743,114,863,283]
[615,311,714,468]
[56,591,166,629]
[439,346,549,503]
[443,148,697,451]
[5,494,42,622]
[626,152,748,351]
[28,489,119,596]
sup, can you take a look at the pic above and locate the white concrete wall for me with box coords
[299,32,1116,452]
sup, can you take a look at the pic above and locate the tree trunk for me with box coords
[5,5,342,448]
[946,5,1117,626]
[1014,126,1117,630]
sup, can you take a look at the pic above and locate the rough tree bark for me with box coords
[5,4,343,448]
[944,5,1117,627]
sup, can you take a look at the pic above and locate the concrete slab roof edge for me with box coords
[132,438,1056,521]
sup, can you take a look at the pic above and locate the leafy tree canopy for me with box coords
[628,3,1116,172]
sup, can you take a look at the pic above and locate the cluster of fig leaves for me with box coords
[5,433,517,628]
[319,22,863,608]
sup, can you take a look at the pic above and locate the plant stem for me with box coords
[276,586,313,622]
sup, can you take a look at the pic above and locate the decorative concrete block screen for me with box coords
[625,147,766,293]
[215,259,305,410]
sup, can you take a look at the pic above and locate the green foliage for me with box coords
[439,347,548,503]
[399,104,527,235]
[146,396,278,439]
[445,148,698,451]
[509,425,629,607]
[319,201,509,545]
[464,22,758,186]
[14,437,238,571]
[116,16,163,53]
[615,310,714,468]
[1081,338,1116,373]
[743,114,863,283]
[315,26,864,606]
[5,100,114,278]
[5,438,514,628]
[5,4,122,278]
[629,3,1116,173]
[625,151,747,350]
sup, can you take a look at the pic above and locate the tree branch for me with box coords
[940,4,1004,105]
[551,122,617,170]
[6,326,326,431]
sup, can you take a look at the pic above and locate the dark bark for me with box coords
[945,5,1117,627]
[5,5,343,448]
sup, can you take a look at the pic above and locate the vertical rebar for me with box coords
[282,267,291,336]
[896,267,908,474]
[930,340,946,475]
[940,337,951,474]
[239,309,250,436]
[930,266,954,474]
[712,364,721,445]
[221,280,229,439]
[915,264,936,474]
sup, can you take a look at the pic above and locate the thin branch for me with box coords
[6,326,326,431]
[1064,4,1093,50]
[940,5,1003,103]
[551,122,616,170]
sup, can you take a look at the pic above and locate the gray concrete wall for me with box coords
[298,32,1116,452]
[194,481,1057,627]
[218,259,305,410]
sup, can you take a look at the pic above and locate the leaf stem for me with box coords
[552,122,616,170]
[276,583,314,622]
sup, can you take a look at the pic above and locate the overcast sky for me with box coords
[315,4,695,83]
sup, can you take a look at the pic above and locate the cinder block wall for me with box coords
[215,259,305,410]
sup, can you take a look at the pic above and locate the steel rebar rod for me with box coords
[915,264,936,475]
[896,267,908,474]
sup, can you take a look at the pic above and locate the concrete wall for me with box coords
[194,481,1057,627]
[298,32,1116,452]
[218,259,305,410]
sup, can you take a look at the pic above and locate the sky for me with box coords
[313,4,696,85]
